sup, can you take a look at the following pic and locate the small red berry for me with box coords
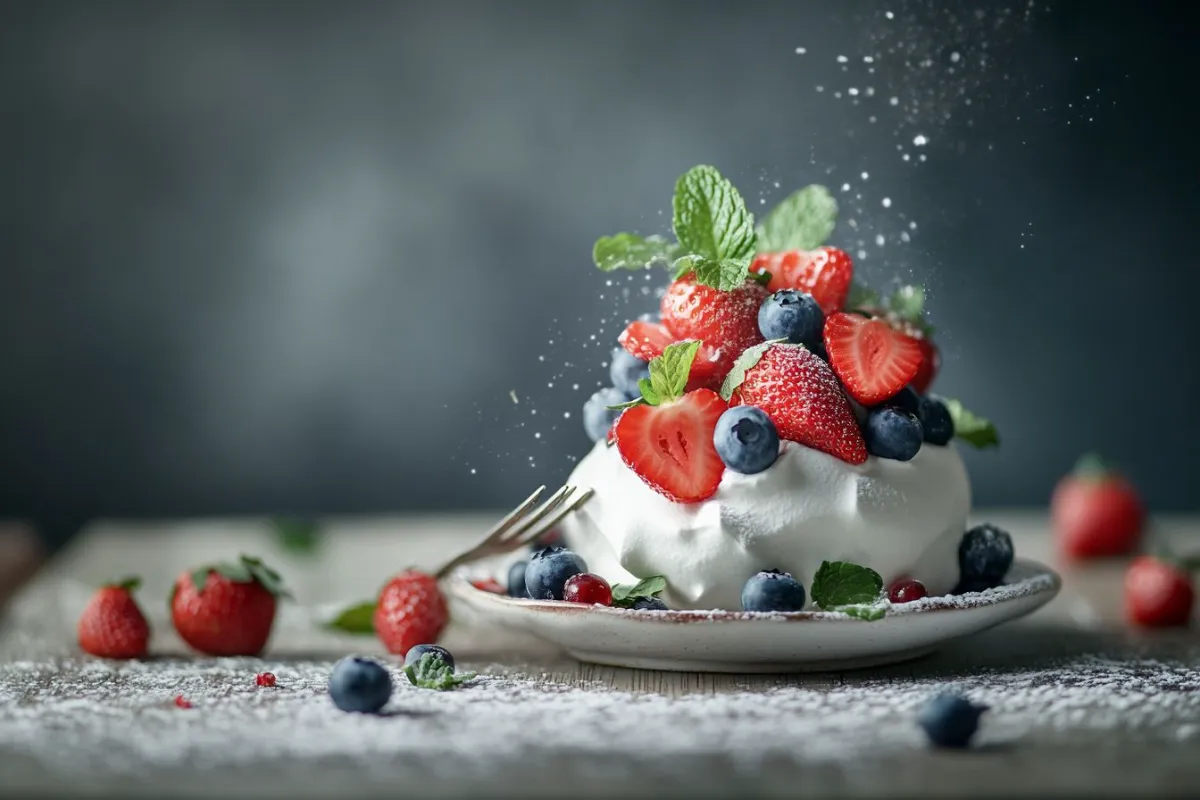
[888,579,928,604]
[174,695,193,709]
[562,573,613,606]
[255,672,277,687]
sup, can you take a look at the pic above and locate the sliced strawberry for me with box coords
[754,247,853,315]
[613,389,728,503]
[659,275,767,381]
[618,320,722,389]
[910,335,940,394]
[823,312,922,406]
[729,343,867,465]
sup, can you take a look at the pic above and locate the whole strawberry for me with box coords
[660,274,767,383]
[374,569,449,656]
[1124,555,1193,628]
[78,577,150,659]
[1052,454,1144,560]
[755,246,854,315]
[170,555,289,656]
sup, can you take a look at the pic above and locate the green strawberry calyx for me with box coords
[188,554,292,599]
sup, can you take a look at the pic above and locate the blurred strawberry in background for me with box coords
[1052,453,1144,559]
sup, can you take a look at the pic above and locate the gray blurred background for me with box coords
[2,0,1198,547]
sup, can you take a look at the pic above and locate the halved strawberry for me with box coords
[910,336,940,394]
[728,343,867,465]
[754,247,853,315]
[618,320,722,389]
[823,312,922,406]
[659,275,767,380]
[613,389,728,503]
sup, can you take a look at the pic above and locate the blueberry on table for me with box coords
[506,560,529,598]
[865,407,924,461]
[631,596,668,611]
[958,523,1014,589]
[713,406,780,475]
[741,570,807,612]
[525,546,588,600]
[328,656,392,714]
[583,387,628,442]
[917,692,988,748]
[758,289,825,346]
[609,348,650,398]
[918,395,954,446]
[404,643,455,672]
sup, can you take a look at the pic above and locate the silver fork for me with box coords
[433,485,593,580]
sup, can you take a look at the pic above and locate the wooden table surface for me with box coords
[2,510,1200,798]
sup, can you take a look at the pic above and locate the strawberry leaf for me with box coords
[593,233,679,271]
[610,575,667,608]
[404,652,476,691]
[720,339,787,401]
[189,568,211,594]
[324,601,375,634]
[755,184,838,252]
[272,518,321,555]
[672,166,756,291]
[942,398,999,449]
[811,561,883,609]
[106,576,141,592]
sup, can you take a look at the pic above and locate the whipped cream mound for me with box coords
[560,440,971,611]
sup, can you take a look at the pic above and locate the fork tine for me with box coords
[477,484,546,544]
[496,485,572,543]
[507,486,594,550]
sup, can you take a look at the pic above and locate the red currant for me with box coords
[562,573,613,606]
[173,695,193,709]
[469,578,506,594]
[255,672,277,687]
[888,578,928,604]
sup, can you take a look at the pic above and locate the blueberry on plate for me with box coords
[958,523,1014,589]
[525,546,588,600]
[583,387,628,443]
[917,395,954,446]
[741,570,807,612]
[404,643,455,672]
[865,407,924,461]
[631,596,669,611]
[758,289,825,346]
[609,348,650,398]
[328,656,393,714]
[506,560,529,598]
[713,406,780,475]
[917,692,988,748]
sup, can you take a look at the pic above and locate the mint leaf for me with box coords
[756,184,838,252]
[846,281,880,310]
[645,340,700,404]
[720,339,786,401]
[689,256,756,293]
[272,518,321,555]
[888,284,925,322]
[325,601,375,634]
[404,652,476,691]
[810,561,884,609]
[594,234,678,272]
[611,575,667,607]
[834,604,887,621]
[942,398,999,449]
[672,166,756,291]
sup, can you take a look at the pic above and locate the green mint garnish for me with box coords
[810,561,884,609]
[593,233,679,272]
[846,281,880,311]
[942,398,999,449]
[888,284,925,321]
[610,575,667,608]
[272,517,321,555]
[719,339,787,401]
[324,601,375,634]
[833,604,887,621]
[608,340,701,410]
[671,165,757,291]
[755,184,838,252]
[404,652,476,691]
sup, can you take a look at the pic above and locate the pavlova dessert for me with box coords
[506,165,1009,618]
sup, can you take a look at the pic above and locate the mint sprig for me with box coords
[404,652,476,691]
[671,165,757,291]
[942,398,999,449]
[719,339,786,401]
[888,284,925,321]
[593,234,679,272]
[608,340,700,409]
[833,604,887,621]
[610,575,667,608]
[810,561,884,609]
[846,281,880,311]
[756,184,838,252]
[324,601,375,634]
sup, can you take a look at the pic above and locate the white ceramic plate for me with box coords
[445,558,1061,673]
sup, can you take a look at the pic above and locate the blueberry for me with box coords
[631,596,669,611]
[328,656,392,713]
[713,406,780,475]
[883,385,921,416]
[917,692,988,748]
[404,643,455,672]
[583,387,627,442]
[525,546,588,600]
[758,290,825,346]
[506,560,529,597]
[864,407,923,461]
[741,570,807,612]
[609,348,650,398]
[918,395,954,446]
[958,523,1014,588]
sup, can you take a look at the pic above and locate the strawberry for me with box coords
[77,577,150,659]
[613,388,728,502]
[373,569,449,655]
[728,342,867,465]
[618,320,722,389]
[170,555,288,656]
[823,312,922,406]
[910,335,940,394]
[754,247,853,315]
[659,274,767,381]
[1052,454,1144,559]
[1124,555,1193,628]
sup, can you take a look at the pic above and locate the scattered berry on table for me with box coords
[373,569,449,656]
[328,656,392,714]
[525,546,589,600]
[713,406,780,475]
[469,578,506,594]
[741,570,807,612]
[958,524,1015,589]
[614,388,728,502]
[170,555,288,657]
[77,577,150,660]
[1052,453,1144,560]
[404,643,456,672]
[609,348,651,398]
[917,395,954,446]
[864,407,924,461]
[754,246,854,315]
[917,692,988,748]
[823,311,923,406]
[583,387,628,443]
[255,672,277,687]
[659,273,768,382]
[507,560,529,598]
[631,596,669,611]
[562,573,613,606]
[1124,555,1194,628]
[174,695,193,709]
[887,579,928,604]
[757,289,825,347]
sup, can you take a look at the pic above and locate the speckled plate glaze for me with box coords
[445,558,1061,673]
